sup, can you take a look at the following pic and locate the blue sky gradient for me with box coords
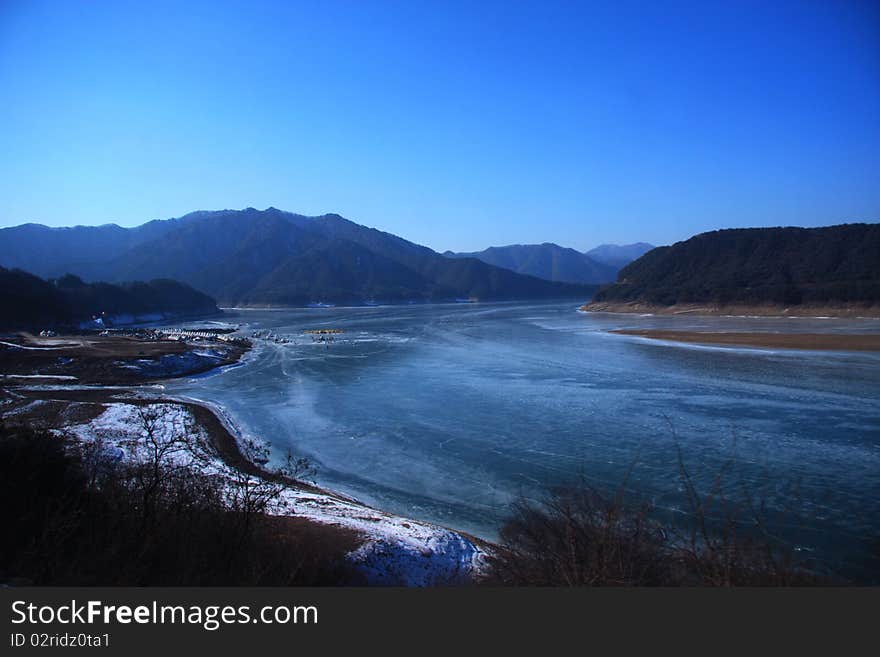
[0,0,878,251]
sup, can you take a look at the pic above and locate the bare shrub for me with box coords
[486,453,826,586]
[0,416,358,586]
[487,483,668,586]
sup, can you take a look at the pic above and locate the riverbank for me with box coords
[612,329,880,351]
[582,301,880,318]
[0,382,489,585]
[0,330,249,385]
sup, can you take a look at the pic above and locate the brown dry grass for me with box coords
[0,332,247,383]
[613,329,880,351]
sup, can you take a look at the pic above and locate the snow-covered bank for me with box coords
[58,400,489,586]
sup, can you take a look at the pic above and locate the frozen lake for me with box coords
[165,301,880,580]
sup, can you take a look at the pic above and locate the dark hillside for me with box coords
[589,224,880,309]
[0,267,218,330]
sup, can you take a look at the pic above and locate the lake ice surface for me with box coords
[165,301,880,580]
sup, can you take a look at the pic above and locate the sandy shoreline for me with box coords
[582,301,880,318]
[613,329,880,351]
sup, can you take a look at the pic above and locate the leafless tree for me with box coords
[224,438,316,536]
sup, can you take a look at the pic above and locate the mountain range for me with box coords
[443,242,653,285]
[586,223,880,312]
[0,208,595,306]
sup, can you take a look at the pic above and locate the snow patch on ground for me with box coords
[60,402,488,586]
[0,341,70,351]
[120,352,226,378]
[270,488,486,586]
[61,402,220,472]
[1,374,78,380]
[2,399,48,416]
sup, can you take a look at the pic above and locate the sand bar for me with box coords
[613,329,880,351]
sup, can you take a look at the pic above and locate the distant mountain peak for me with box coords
[445,242,619,285]
[0,208,592,305]
[585,242,655,269]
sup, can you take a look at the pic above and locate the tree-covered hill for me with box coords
[588,223,880,310]
[0,267,218,330]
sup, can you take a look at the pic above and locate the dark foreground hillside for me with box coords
[0,423,360,585]
[587,223,880,313]
[0,267,218,330]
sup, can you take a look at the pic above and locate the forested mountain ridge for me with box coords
[584,223,880,314]
[0,209,592,305]
[0,267,219,330]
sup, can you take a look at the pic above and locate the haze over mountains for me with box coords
[584,243,655,270]
[0,208,596,306]
[444,242,653,285]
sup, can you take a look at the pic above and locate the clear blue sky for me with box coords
[0,0,878,251]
